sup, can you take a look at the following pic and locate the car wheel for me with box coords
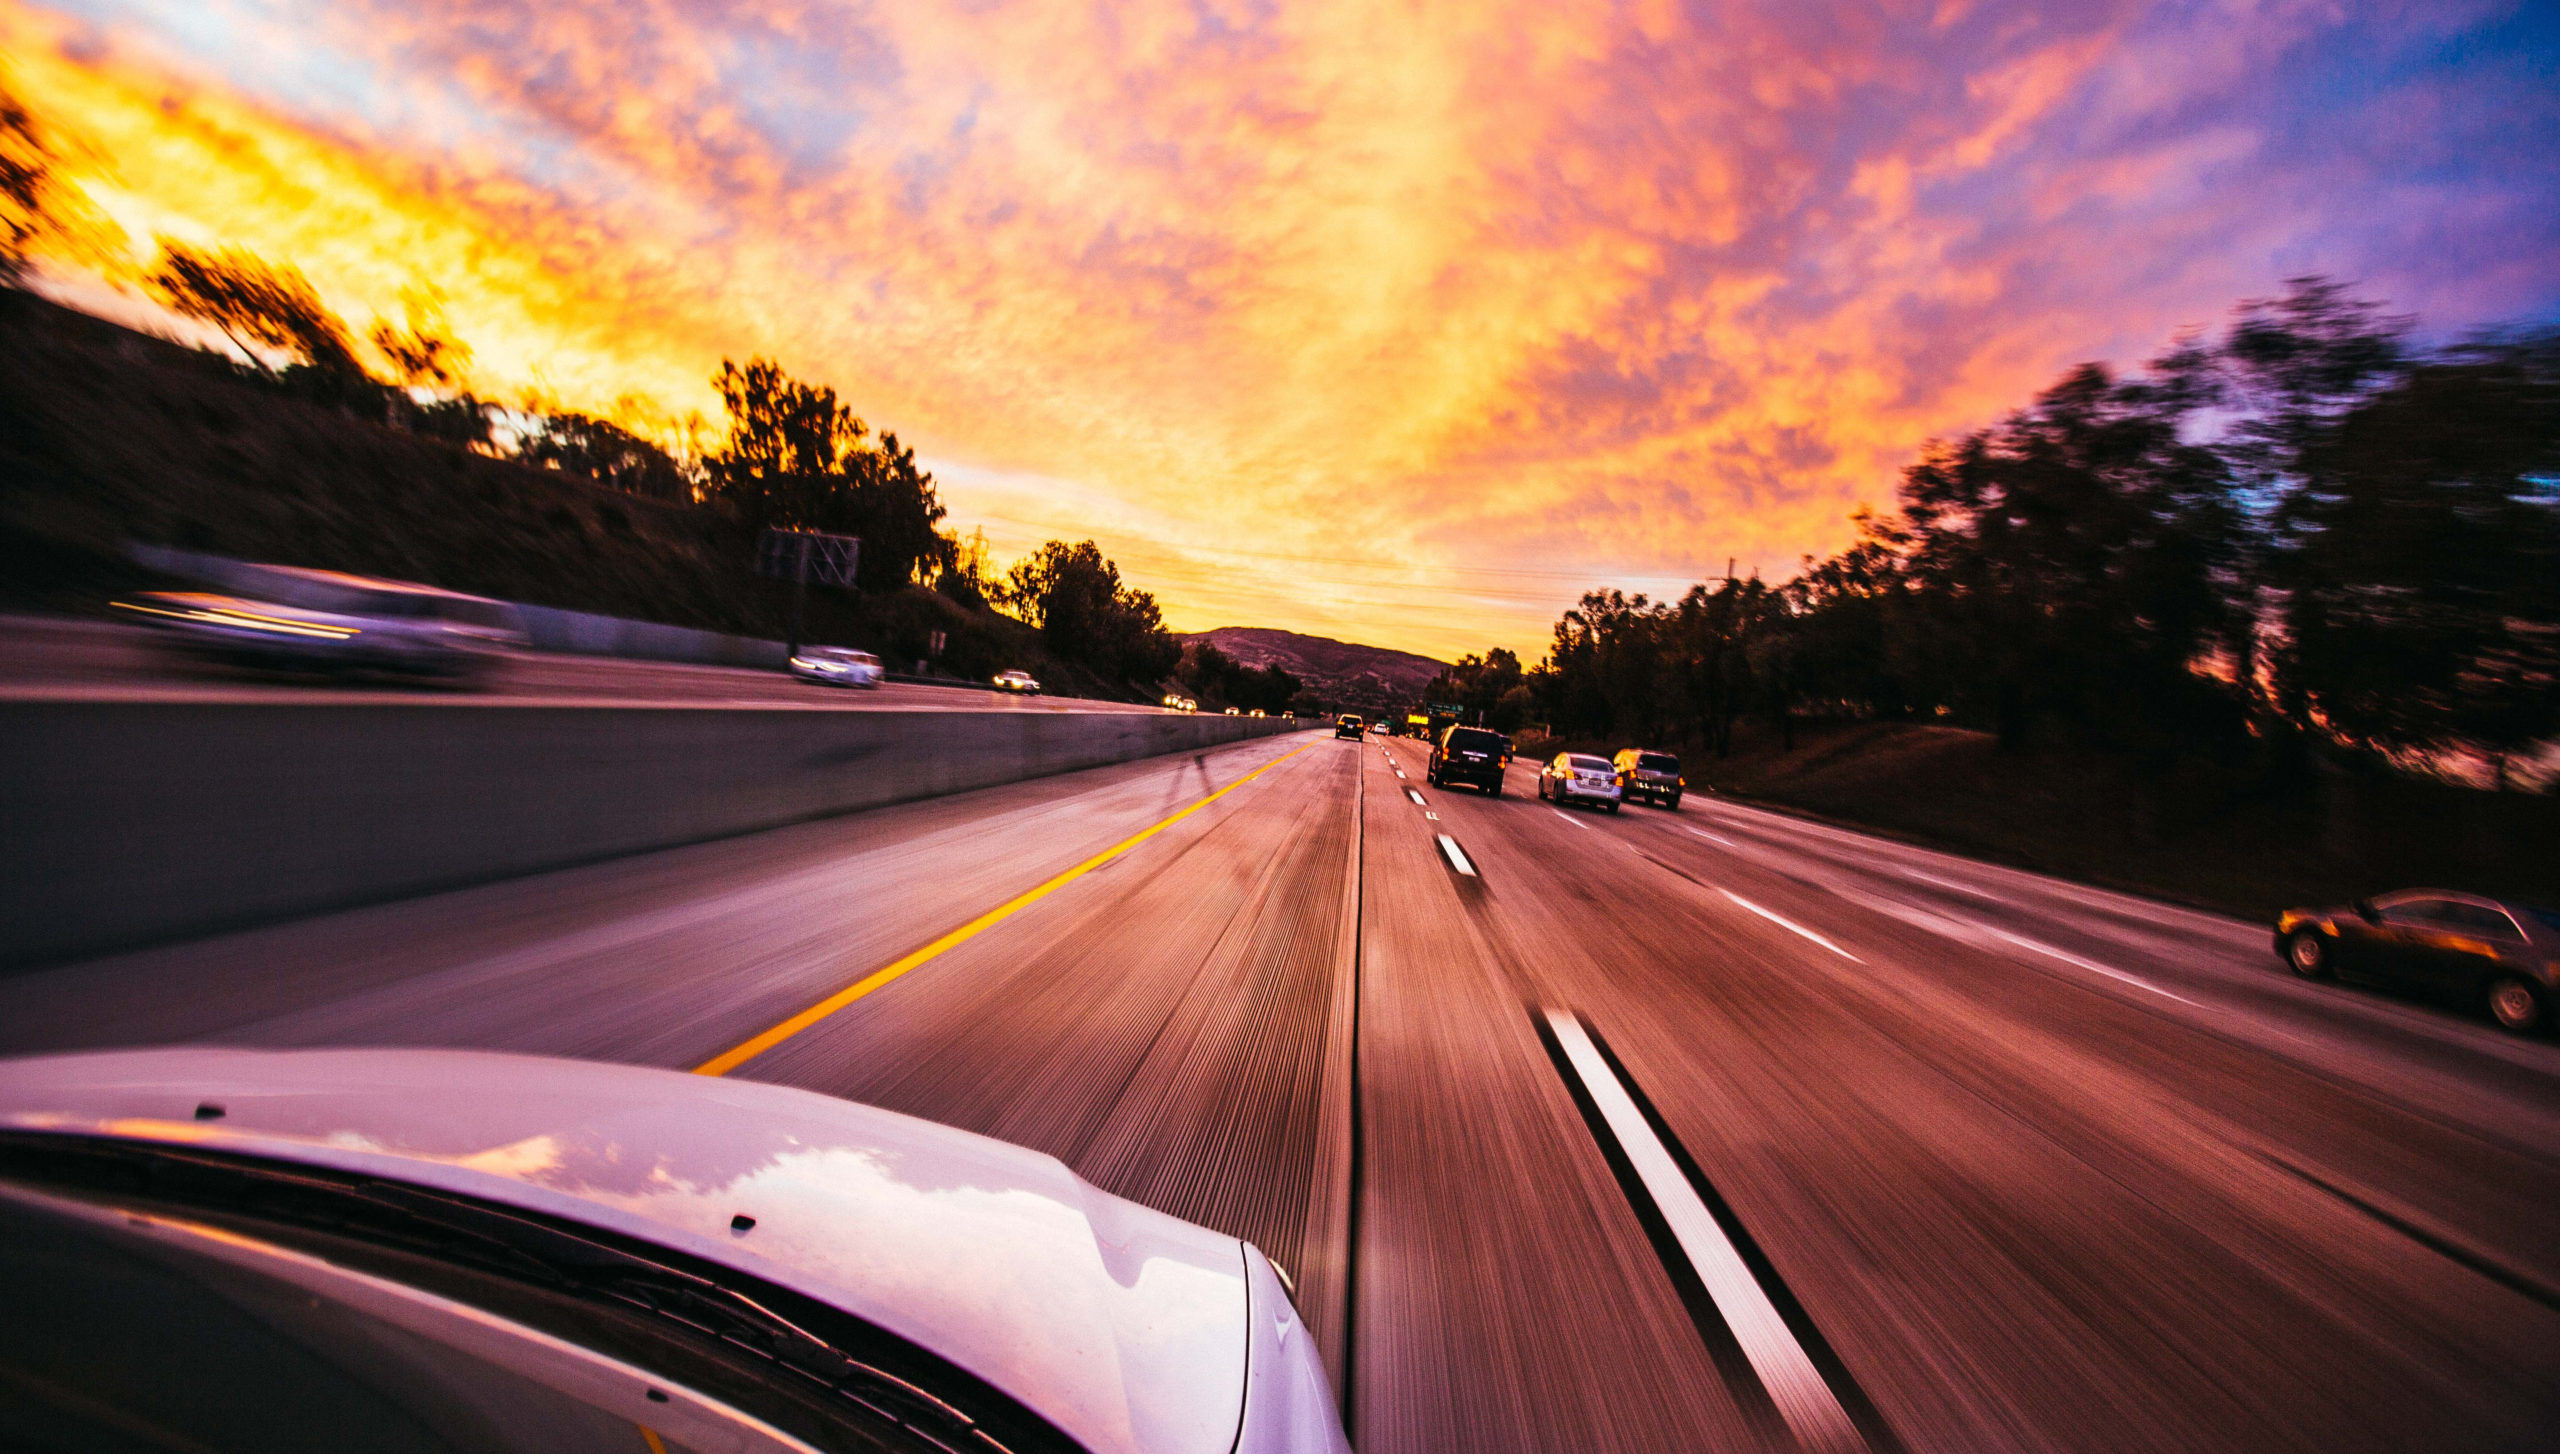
[2283,930,2330,980]
[1666,794,1681,811]
[1606,801,1620,814]
[2488,976,2545,1034]
[1489,781,1503,798]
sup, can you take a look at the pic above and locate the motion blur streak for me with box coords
[7,733,2560,1448]
[7,1,2557,654]
[691,739,1318,1076]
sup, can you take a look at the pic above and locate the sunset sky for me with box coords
[6,0,2556,660]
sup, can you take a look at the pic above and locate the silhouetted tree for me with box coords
[368,289,471,390]
[1000,539,1180,683]
[146,239,363,380]
[1177,641,1299,712]
[1465,275,2557,791]
[0,79,117,288]
[703,356,948,588]
[522,411,694,503]
[2271,335,2560,785]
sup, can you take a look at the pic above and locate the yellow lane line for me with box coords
[693,737,1322,1076]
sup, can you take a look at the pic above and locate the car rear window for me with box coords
[1638,753,1679,773]
[1568,754,1613,771]
[2529,907,2560,934]
[1446,729,1504,753]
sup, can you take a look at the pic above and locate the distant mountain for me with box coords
[1182,627,1448,709]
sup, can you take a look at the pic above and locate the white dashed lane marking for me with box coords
[1437,835,1477,876]
[1721,890,1862,962]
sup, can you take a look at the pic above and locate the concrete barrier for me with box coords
[513,604,788,669]
[0,701,1306,968]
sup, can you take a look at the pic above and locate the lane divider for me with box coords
[693,739,1320,1076]
[1436,834,1477,877]
[1549,809,1588,830]
[1404,787,1425,805]
[1688,827,1736,847]
[1721,890,1862,962]
[1538,1008,1881,1454]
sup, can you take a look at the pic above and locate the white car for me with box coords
[993,670,1042,694]
[1539,752,1624,812]
[115,576,525,683]
[0,1048,1349,1454]
[788,645,885,688]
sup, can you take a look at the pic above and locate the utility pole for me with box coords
[787,533,812,659]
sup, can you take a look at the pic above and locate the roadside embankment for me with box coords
[0,700,1305,967]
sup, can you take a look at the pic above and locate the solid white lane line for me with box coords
[1689,827,1737,846]
[1437,834,1477,876]
[1543,1009,1868,1454]
[1839,890,2200,1007]
[1721,891,1862,962]
[1978,923,2200,1006]
[1405,787,1425,805]
[1895,866,2002,901]
[1550,808,1588,830]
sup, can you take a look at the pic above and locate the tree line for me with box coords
[1430,279,2559,791]
[2,77,1205,693]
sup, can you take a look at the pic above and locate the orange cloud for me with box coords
[6,0,2554,660]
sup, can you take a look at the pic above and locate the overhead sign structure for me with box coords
[755,528,862,658]
[756,528,861,589]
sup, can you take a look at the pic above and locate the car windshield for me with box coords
[0,1139,1029,1454]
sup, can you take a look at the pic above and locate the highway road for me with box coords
[5,730,2559,1451]
[0,614,1157,711]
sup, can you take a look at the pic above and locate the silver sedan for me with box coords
[1538,752,1624,812]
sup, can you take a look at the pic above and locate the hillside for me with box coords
[1182,626,1446,709]
[0,290,1138,698]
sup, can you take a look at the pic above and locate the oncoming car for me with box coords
[2275,890,2560,1033]
[114,569,526,684]
[0,1049,1351,1454]
[1612,749,1684,809]
[1334,715,1365,739]
[993,670,1042,695]
[1538,753,1623,811]
[788,645,885,688]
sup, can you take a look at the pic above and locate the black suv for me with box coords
[1334,714,1365,739]
[1428,725,1510,796]
[1613,748,1683,808]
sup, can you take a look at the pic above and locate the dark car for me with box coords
[1335,714,1366,739]
[1612,748,1684,809]
[1428,725,1510,796]
[2276,890,2560,1033]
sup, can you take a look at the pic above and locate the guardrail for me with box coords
[0,700,1306,968]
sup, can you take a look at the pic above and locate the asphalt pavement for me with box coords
[5,730,2558,1451]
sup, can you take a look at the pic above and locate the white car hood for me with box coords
[0,1048,1250,1454]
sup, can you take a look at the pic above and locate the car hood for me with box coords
[0,1047,1250,1454]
